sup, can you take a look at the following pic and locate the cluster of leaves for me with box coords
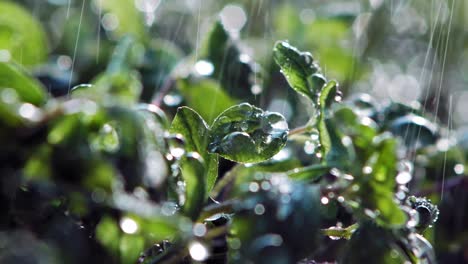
[1,1,467,264]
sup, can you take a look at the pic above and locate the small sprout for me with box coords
[407,196,439,232]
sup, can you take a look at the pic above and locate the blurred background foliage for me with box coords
[0,0,467,263]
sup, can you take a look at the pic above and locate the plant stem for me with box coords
[198,200,235,221]
[289,125,311,136]
[210,165,243,199]
[321,223,359,240]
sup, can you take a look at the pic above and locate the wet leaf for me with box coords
[209,103,288,163]
[273,41,321,100]
[170,107,218,196]
[363,134,407,227]
[286,164,330,181]
[317,81,339,157]
[180,152,206,220]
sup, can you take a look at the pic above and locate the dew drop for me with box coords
[239,121,249,131]
[189,241,209,261]
[396,171,412,185]
[362,166,373,174]
[163,93,183,106]
[120,217,138,234]
[170,147,185,159]
[194,60,214,76]
[1,88,18,104]
[334,90,343,102]
[304,141,316,154]
[407,209,419,228]
[18,103,43,122]
[251,84,263,95]
[321,197,329,205]
[301,52,314,65]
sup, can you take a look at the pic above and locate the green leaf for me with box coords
[317,81,348,166]
[287,164,330,181]
[170,106,218,196]
[209,103,288,163]
[317,81,338,157]
[180,152,206,220]
[0,62,46,105]
[273,41,321,100]
[0,1,48,66]
[177,78,236,124]
[362,134,407,227]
